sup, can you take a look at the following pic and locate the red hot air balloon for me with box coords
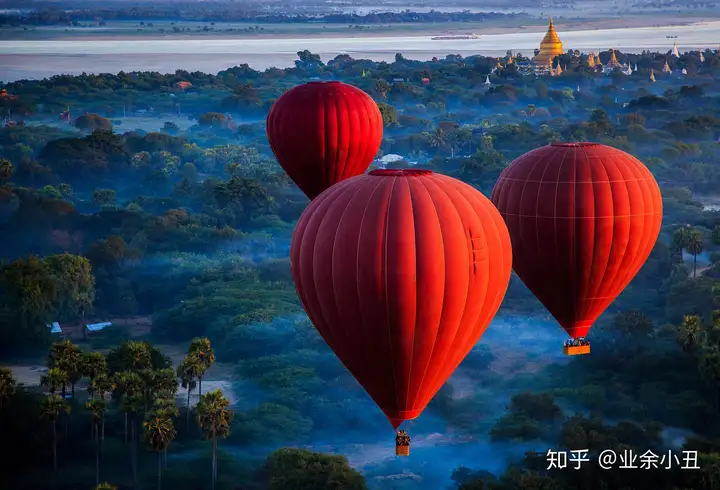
[267,81,384,200]
[291,168,513,439]
[490,142,663,355]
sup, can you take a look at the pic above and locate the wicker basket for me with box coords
[396,444,410,456]
[563,344,590,356]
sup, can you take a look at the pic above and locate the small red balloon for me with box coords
[267,81,384,200]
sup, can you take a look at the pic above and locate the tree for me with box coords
[93,188,117,207]
[43,254,95,321]
[144,411,177,490]
[84,351,109,398]
[687,228,704,279]
[0,159,13,184]
[75,113,112,132]
[672,225,704,278]
[0,367,17,409]
[189,338,215,396]
[263,448,367,490]
[196,389,233,490]
[608,309,655,344]
[42,394,70,481]
[0,256,57,352]
[177,356,201,431]
[123,392,144,489]
[41,367,68,396]
[113,371,142,442]
[376,102,399,127]
[678,315,704,354]
[49,340,83,399]
[86,398,107,486]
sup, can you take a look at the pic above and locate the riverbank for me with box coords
[0,14,715,41]
[2,19,718,82]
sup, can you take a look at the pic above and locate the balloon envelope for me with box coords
[491,142,663,338]
[291,169,512,428]
[267,81,383,200]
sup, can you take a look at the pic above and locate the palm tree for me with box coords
[429,128,447,153]
[95,483,117,490]
[177,356,201,431]
[687,228,704,278]
[196,389,233,490]
[123,393,144,489]
[189,338,215,396]
[49,340,83,399]
[41,367,68,396]
[126,341,153,371]
[0,367,17,410]
[144,412,177,490]
[151,396,180,469]
[95,375,113,450]
[114,371,142,443]
[42,394,70,481]
[678,315,705,354]
[672,224,692,260]
[83,352,109,398]
[482,134,494,152]
[86,398,107,485]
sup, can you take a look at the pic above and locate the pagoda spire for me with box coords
[650,68,656,82]
[700,51,705,63]
[672,41,680,57]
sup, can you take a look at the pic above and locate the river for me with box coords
[1,21,718,81]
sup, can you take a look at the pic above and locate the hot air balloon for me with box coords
[266,81,383,200]
[490,142,663,356]
[291,168,512,453]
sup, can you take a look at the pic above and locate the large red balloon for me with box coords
[491,142,663,339]
[291,169,512,428]
[267,81,383,200]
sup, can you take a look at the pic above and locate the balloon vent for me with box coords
[307,80,341,84]
[369,169,433,177]
[551,142,600,147]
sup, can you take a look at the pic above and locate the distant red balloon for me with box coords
[291,169,512,428]
[491,142,663,339]
[266,81,384,200]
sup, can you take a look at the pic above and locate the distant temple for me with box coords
[0,89,17,100]
[533,17,564,66]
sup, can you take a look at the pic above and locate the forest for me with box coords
[2,46,720,489]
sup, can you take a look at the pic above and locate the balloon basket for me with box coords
[563,345,590,356]
[396,444,410,457]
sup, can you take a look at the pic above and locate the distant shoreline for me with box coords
[1,15,717,42]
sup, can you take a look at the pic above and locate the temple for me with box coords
[533,17,564,66]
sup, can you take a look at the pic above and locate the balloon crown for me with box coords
[369,169,433,177]
[307,80,342,84]
[551,142,600,147]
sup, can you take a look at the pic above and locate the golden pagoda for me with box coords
[534,17,564,66]
[608,48,620,67]
[555,61,563,75]
[650,69,656,82]
[663,59,671,73]
[587,52,597,67]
